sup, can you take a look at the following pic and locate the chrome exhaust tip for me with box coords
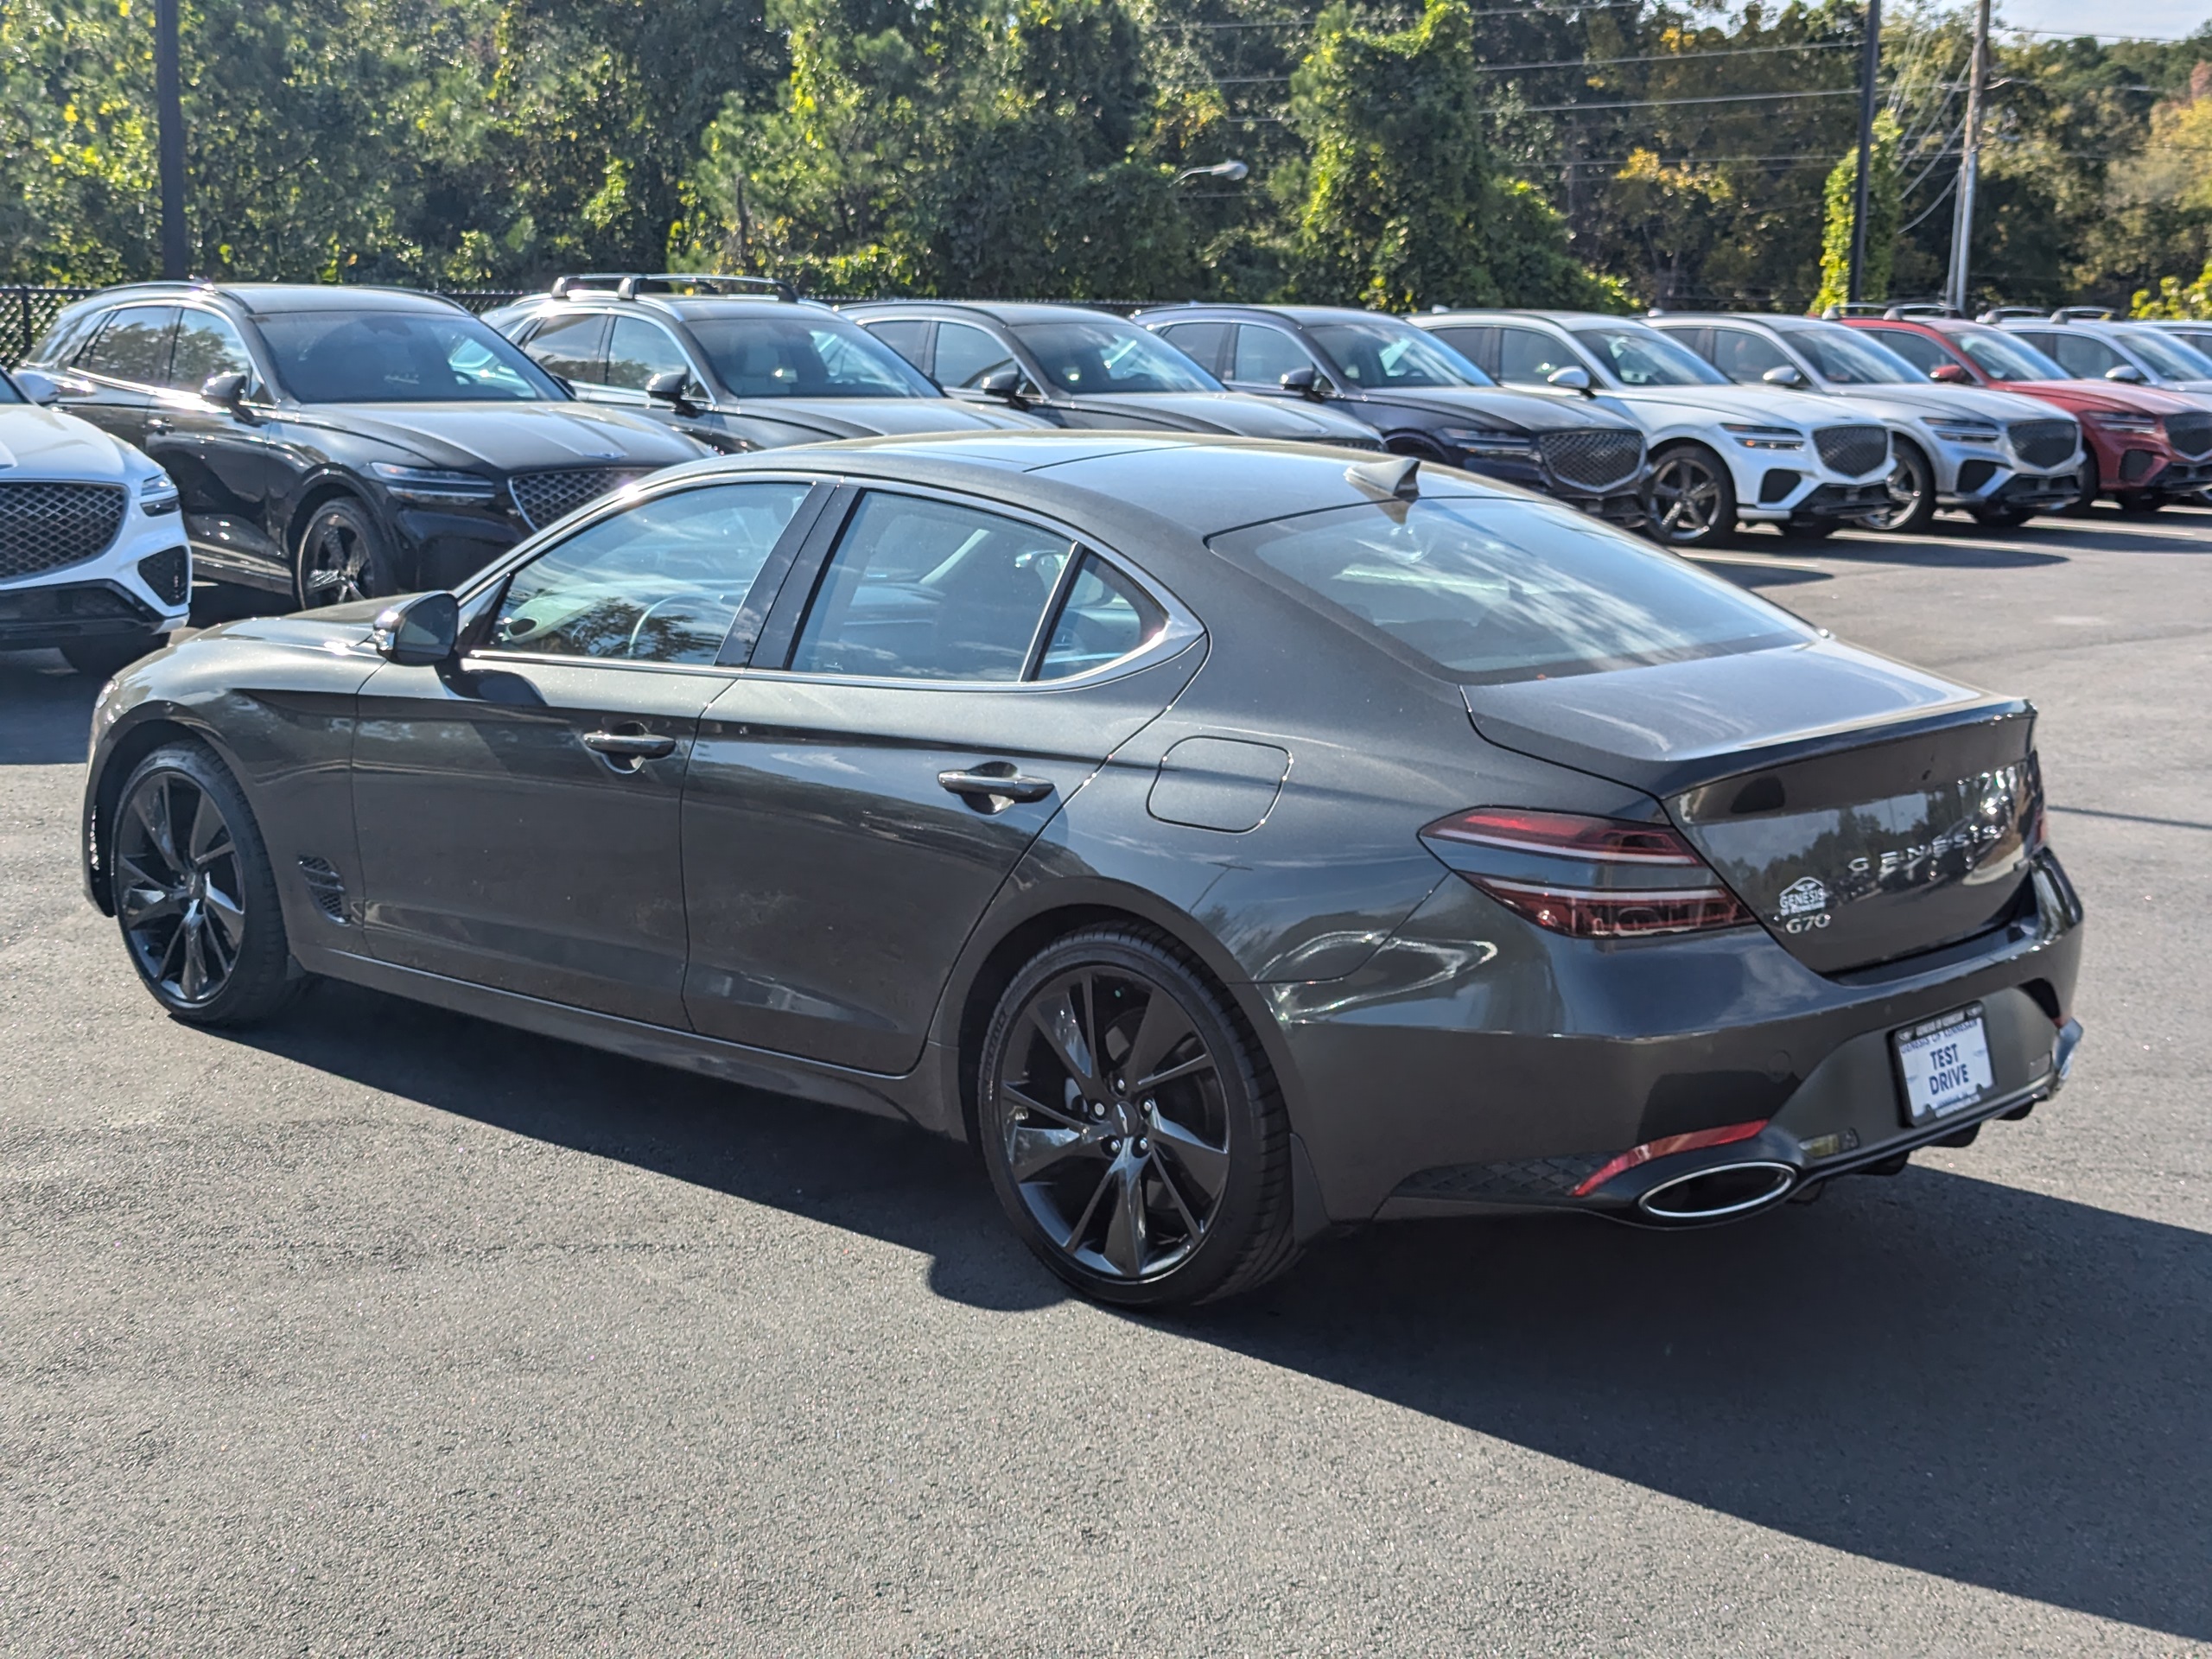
[1636,1160,1798,1224]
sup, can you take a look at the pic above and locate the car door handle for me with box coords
[145,416,173,434]
[939,767,1055,804]
[582,731,677,760]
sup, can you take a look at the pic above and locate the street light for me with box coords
[1173,160,1249,186]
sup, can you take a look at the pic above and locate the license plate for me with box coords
[1892,1004,1994,1125]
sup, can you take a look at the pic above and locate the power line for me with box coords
[1500,86,1862,113]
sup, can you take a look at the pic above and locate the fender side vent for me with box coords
[297,856,349,922]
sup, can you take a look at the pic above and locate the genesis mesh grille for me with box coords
[506,468,652,531]
[1814,425,1889,478]
[0,483,126,581]
[2165,412,2212,460]
[2008,419,2078,470]
[1538,429,1645,491]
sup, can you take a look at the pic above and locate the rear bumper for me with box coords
[1266,851,2084,1224]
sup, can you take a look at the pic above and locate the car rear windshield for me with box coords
[1951,329,2066,383]
[1011,318,1223,393]
[257,310,560,402]
[1210,496,1807,683]
[687,316,938,397]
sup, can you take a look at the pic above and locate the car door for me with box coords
[145,307,292,578]
[51,303,178,449]
[1704,326,1797,385]
[350,477,824,1026]
[680,486,1203,1071]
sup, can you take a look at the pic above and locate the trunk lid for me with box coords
[1462,641,2042,973]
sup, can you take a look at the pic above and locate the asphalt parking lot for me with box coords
[3,505,2207,1656]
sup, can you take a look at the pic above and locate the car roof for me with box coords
[842,301,1135,326]
[115,283,471,318]
[1417,310,1645,329]
[519,293,839,324]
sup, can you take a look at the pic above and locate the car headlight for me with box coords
[2088,412,2159,433]
[368,462,500,504]
[138,475,181,515]
[1439,428,1537,456]
[1721,423,1805,450]
[1927,416,2001,443]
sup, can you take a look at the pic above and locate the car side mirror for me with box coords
[200,371,251,410]
[12,368,60,404]
[1545,365,1593,394]
[645,369,702,412]
[1279,365,1331,400]
[976,366,1029,405]
[370,590,460,666]
[1929,363,1972,385]
[2105,364,2146,384]
[1761,365,1807,387]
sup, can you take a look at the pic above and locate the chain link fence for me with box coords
[0,284,1172,365]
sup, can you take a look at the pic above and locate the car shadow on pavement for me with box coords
[0,651,98,765]
[234,979,2209,1643]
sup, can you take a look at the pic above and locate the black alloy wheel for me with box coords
[1647,444,1737,548]
[295,497,397,609]
[1861,440,1936,533]
[113,743,302,1025]
[977,927,1295,1307]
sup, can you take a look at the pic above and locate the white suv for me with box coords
[1648,314,2084,531]
[1,365,191,676]
[1413,310,1892,546]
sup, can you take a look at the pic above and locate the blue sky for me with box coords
[1998,0,2209,41]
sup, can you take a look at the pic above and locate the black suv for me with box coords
[1136,304,1652,525]
[23,283,705,607]
[486,276,1050,451]
[842,301,1382,448]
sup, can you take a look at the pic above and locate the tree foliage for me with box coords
[1814,109,1899,311]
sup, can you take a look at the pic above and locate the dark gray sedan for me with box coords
[79,435,2084,1306]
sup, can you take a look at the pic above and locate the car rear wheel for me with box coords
[295,497,397,609]
[60,632,167,679]
[112,742,302,1026]
[1648,444,1737,548]
[1860,440,1935,533]
[976,926,1295,1307]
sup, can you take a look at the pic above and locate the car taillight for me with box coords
[1419,808,1753,939]
[1572,1119,1770,1196]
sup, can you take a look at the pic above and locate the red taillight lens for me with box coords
[1573,1119,1770,1197]
[1420,808,1753,939]
[1422,808,1704,865]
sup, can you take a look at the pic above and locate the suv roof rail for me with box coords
[549,271,800,303]
[2052,304,2115,321]
[1879,300,1961,319]
[1818,302,1893,319]
[1977,305,2049,323]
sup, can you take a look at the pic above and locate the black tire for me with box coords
[976,925,1296,1308]
[2115,491,2164,516]
[294,496,399,610]
[1860,439,1936,533]
[111,741,302,1027]
[60,631,166,678]
[1648,443,1738,548]
[1972,503,2036,529]
[2060,467,2099,517]
[1777,518,1838,542]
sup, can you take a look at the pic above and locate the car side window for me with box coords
[523,314,607,385]
[1495,326,1577,385]
[862,319,931,373]
[1036,552,1166,680]
[1707,327,1793,383]
[933,322,1019,390]
[789,492,1072,682]
[1425,326,1495,373]
[604,316,694,394]
[167,311,255,391]
[491,481,812,664]
[2038,332,2126,378]
[79,306,181,385]
[1867,327,1950,375]
[1152,321,1227,376]
[1230,324,1317,387]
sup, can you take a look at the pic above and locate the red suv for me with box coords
[1840,309,2212,512]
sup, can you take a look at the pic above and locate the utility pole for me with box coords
[155,0,188,279]
[1946,0,1992,314]
[1848,0,1882,303]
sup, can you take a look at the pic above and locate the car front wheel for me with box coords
[1648,444,1738,548]
[976,926,1296,1308]
[295,497,397,609]
[1861,440,1936,533]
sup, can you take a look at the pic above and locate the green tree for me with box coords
[1814,108,1899,312]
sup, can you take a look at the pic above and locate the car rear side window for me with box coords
[1150,321,1227,376]
[524,313,607,384]
[860,319,931,372]
[790,493,1072,682]
[1036,553,1166,680]
[1211,497,1806,683]
[79,306,180,385]
[492,481,812,664]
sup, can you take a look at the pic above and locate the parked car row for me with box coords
[4,276,2196,677]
